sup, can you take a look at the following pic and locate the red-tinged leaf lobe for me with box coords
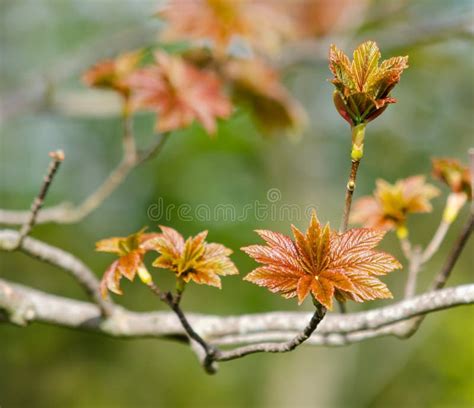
[243,210,400,309]
[149,225,238,288]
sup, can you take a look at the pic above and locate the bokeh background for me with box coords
[1,0,473,407]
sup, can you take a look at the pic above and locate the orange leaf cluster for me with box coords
[329,41,408,126]
[82,50,142,98]
[148,226,239,288]
[432,158,472,198]
[96,228,158,297]
[83,50,232,135]
[127,52,232,134]
[242,211,400,309]
[351,176,440,230]
[97,226,238,296]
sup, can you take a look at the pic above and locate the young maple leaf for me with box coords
[351,176,440,231]
[329,41,408,126]
[127,51,232,134]
[432,158,472,198]
[158,0,295,56]
[96,228,159,297]
[82,50,142,98]
[242,211,401,310]
[224,58,308,136]
[148,226,238,288]
[432,157,472,222]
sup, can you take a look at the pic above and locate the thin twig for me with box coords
[398,210,473,337]
[0,132,169,226]
[50,110,137,222]
[404,246,422,298]
[337,157,361,314]
[399,236,412,260]
[14,150,64,248]
[431,213,473,290]
[340,159,361,232]
[137,132,170,164]
[421,219,451,263]
[214,302,326,362]
[147,282,217,374]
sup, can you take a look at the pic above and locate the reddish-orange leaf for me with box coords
[96,228,155,297]
[311,277,335,310]
[244,266,300,299]
[328,41,408,125]
[432,157,472,197]
[242,210,401,309]
[128,51,232,134]
[149,225,238,288]
[351,176,440,230]
[82,50,142,98]
[117,251,141,281]
[100,260,121,297]
[296,275,313,304]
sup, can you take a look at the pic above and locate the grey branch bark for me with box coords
[0,229,112,315]
[1,278,472,347]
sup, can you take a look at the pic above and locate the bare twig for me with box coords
[148,282,327,371]
[397,209,473,337]
[0,132,169,225]
[404,246,422,298]
[340,159,361,232]
[421,219,450,263]
[214,302,326,362]
[338,125,366,312]
[399,236,412,260]
[137,132,170,164]
[0,229,112,316]
[431,213,473,291]
[64,155,136,223]
[14,150,64,248]
[147,282,218,374]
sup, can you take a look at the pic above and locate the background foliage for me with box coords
[1,0,473,406]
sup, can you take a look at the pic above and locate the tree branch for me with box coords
[214,303,326,361]
[421,219,451,263]
[14,150,64,248]
[147,282,218,374]
[0,230,112,315]
[1,278,472,347]
[340,159,361,232]
[404,246,422,298]
[431,213,474,291]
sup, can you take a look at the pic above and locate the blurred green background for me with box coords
[1,0,473,407]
